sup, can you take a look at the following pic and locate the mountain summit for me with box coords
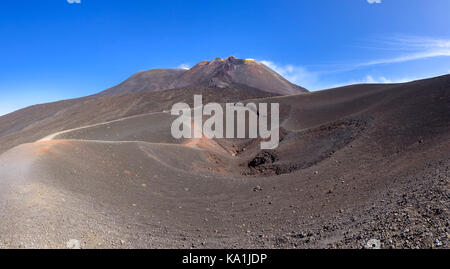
[99,56,308,97]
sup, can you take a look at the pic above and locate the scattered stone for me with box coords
[66,239,81,249]
[366,239,381,249]
[253,185,263,192]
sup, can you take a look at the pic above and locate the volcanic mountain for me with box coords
[0,57,448,249]
[0,57,307,154]
[98,56,308,97]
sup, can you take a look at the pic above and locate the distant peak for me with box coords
[98,56,308,97]
[196,56,257,67]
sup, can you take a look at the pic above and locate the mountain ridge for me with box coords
[97,56,308,97]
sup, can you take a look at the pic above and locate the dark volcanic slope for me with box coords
[0,56,305,154]
[0,86,275,155]
[98,56,308,97]
[169,56,308,95]
[0,74,448,249]
[96,69,186,97]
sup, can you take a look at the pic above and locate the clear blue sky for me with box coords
[1,0,449,115]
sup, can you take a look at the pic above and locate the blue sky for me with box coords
[0,0,449,115]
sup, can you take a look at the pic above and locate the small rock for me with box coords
[366,239,381,249]
[66,239,81,249]
[253,185,263,192]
